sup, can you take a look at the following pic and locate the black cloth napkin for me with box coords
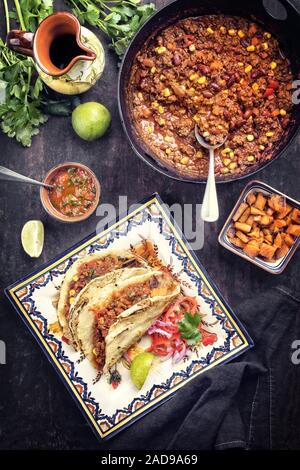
[100,286,300,450]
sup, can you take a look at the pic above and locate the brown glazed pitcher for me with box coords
[6,12,96,77]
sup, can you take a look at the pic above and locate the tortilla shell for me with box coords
[104,289,180,372]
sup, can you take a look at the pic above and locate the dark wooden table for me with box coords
[0,0,299,450]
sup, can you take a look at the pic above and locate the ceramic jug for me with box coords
[6,12,105,95]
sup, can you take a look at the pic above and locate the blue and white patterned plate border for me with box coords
[5,193,253,441]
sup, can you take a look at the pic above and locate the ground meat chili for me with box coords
[128,15,293,180]
[92,276,157,371]
[49,166,96,216]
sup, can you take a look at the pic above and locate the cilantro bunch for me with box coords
[0,39,47,147]
[65,0,156,56]
[0,0,53,146]
[11,0,54,32]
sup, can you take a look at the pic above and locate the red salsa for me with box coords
[49,166,96,217]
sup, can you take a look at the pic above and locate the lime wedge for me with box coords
[21,220,44,258]
[130,352,154,390]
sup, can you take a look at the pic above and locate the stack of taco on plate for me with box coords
[57,243,180,374]
[57,249,148,341]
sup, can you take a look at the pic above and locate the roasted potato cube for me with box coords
[286,224,300,237]
[285,214,293,226]
[246,192,256,206]
[275,243,290,260]
[291,208,300,224]
[239,207,251,223]
[248,227,260,239]
[283,234,295,247]
[230,237,246,249]
[260,215,274,226]
[274,233,282,248]
[266,207,274,216]
[243,242,260,258]
[259,243,277,260]
[276,203,293,219]
[234,222,251,233]
[272,219,287,231]
[233,202,249,222]
[250,206,265,216]
[264,233,273,244]
[254,192,267,211]
[245,215,255,227]
[227,227,236,238]
[269,194,286,213]
[236,230,249,243]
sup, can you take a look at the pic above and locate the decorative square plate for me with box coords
[5,193,253,440]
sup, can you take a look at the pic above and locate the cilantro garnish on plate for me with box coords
[178,312,202,345]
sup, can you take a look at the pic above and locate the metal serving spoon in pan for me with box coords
[0,166,53,190]
[195,125,227,223]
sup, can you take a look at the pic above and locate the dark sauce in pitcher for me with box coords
[50,34,84,70]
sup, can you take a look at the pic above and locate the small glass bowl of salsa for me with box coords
[40,163,101,222]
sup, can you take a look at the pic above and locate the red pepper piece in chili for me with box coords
[264,87,274,98]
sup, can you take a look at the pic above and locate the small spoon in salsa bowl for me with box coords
[0,165,54,190]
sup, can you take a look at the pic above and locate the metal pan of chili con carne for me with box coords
[118,0,300,183]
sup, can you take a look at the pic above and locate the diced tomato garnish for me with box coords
[148,335,171,356]
[163,296,198,324]
[200,328,218,347]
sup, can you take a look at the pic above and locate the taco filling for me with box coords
[92,275,160,370]
[65,255,141,318]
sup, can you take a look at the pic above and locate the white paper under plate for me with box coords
[6,194,253,440]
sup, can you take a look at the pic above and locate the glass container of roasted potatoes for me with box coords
[218,180,300,274]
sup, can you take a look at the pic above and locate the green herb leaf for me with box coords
[64,1,156,57]
[0,2,54,147]
[0,80,7,105]
[178,312,202,345]
[16,0,54,32]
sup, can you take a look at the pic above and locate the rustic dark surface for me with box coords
[0,0,300,450]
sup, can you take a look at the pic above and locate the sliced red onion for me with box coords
[147,322,173,338]
[151,328,172,338]
[155,320,177,331]
[159,347,174,362]
[172,342,187,364]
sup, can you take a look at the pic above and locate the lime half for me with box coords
[130,352,154,390]
[21,220,44,258]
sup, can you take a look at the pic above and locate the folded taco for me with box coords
[57,250,148,340]
[68,266,150,348]
[73,270,180,373]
